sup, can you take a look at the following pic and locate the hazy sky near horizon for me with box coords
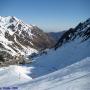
[0,0,90,32]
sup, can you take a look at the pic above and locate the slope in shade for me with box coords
[27,18,90,78]
[28,38,90,78]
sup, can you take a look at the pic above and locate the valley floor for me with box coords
[0,57,90,90]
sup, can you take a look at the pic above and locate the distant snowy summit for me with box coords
[0,16,55,66]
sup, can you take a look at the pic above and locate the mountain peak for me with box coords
[0,16,20,28]
[0,16,55,66]
[85,18,90,25]
[0,16,19,21]
[55,18,90,50]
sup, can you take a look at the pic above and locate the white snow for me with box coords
[0,34,17,55]
[0,16,90,90]
[0,16,33,36]
[14,35,38,55]
[0,16,17,35]
[12,57,90,90]
[0,65,33,87]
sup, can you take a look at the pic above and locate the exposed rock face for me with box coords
[30,26,55,50]
[0,16,55,65]
[55,18,90,50]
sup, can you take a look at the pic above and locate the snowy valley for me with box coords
[0,17,90,90]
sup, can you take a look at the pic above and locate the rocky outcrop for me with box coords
[55,18,90,50]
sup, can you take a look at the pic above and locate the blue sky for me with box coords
[0,0,90,32]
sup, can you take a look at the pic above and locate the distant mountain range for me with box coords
[47,31,65,42]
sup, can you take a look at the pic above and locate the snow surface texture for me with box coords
[9,57,90,90]
[0,65,33,87]
[28,38,90,78]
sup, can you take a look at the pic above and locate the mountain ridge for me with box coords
[0,16,55,66]
[55,18,90,50]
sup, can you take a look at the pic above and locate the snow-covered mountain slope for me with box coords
[11,57,90,90]
[21,18,90,78]
[0,18,90,90]
[0,16,55,65]
[55,18,90,49]
[27,38,90,78]
[0,38,90,89]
